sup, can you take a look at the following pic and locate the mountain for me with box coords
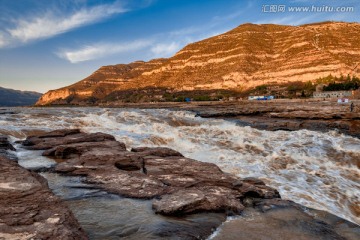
[36,21,360,105]
[0,87,42,107]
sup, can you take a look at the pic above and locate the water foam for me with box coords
[1,107,359,224]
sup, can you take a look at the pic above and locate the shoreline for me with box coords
[106,99,360,138]
[1,130,359,239]
[3,99,360,139]
[25,99,360,138]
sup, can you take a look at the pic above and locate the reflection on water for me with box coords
[41,172,225,240]
[1,107,359,226]
[67,196,225,240]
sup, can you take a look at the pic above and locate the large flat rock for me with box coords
[22,129,280,216]
[0,135,87,239]
[0,156,88,240]
[213,199,360,240]
[16,129,360,239]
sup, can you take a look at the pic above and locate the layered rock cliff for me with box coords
[36,21,360,105]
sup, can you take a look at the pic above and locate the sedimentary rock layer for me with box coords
[4,130,359,239]
[0,136,88,240]
[22,129,280,215]
[36,21,360,105]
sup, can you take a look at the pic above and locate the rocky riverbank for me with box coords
[213,199,360,240]
[101,99,360,138]
[21,129,280,214]
[0,129,358,239]
[0,136,88,240]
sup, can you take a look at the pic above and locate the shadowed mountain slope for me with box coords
[0,87,42,107]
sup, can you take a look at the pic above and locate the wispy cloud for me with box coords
[0,1,127,48]
[56,8,239,63]
[151,42,181,57]
[0,32,9,48]
[57,2,255,63]
[57,40,153,63]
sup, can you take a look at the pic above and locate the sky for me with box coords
[0,0,359,93]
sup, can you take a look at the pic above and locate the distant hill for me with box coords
[0,87,42,107]
[36,21,360,105]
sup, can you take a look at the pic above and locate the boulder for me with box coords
[43,140,126,158]
[0,135,17,160]
[0,156,88,239]
[0,135,16,151]
[212,199,360,240]
[23,129,116,150]
[131,147,184,157]
[23,130,280,216]
[16,129,360,239]
[152,187,245,215]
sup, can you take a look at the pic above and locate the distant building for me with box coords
[248,95,274,100]
[313,91,352,98]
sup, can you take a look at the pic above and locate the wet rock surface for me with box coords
[66,194,227,240]
[189,100,360,138]
[0,135,17,160]
[107,100,360,138]
[2,129,359,239]
[24,129,280,215]
[23,130,116,150]
[0,138,87,239]
[213,199,360,240]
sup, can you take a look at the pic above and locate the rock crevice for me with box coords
[22,129,280,215]
[0,136,88,240]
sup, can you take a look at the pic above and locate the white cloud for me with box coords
[151,42,181,57]
[1,1,127,48]
[0,31,10,48]
[57,40,153,63]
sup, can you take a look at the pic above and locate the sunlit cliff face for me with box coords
[36,22,360,105]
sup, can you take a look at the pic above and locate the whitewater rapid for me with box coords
[1,107,359,225]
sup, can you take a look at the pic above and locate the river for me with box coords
[1,107,359,237]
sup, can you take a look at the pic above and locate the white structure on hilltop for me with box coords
[313,91,352,98]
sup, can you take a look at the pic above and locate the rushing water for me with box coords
[1,107,359,227]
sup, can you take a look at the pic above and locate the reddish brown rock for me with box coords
[36,129,81,138]
[152,187,245,215]
[0,156,87,240]
[175,100,360,138]
[0,135,17,160]
[131,146,184,157]
[0,135,16,151]
[22,129,280,216]
[23,129,116,150]
[213,199,360,240]
[43,140,126,158]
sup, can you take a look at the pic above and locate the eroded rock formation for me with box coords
[0,136,88,240]
[2,130,359,239]
[21,129,280,215]
[213,199,360,240]
[36,21,360,105]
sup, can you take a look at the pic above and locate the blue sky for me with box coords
[0,0,359,93]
